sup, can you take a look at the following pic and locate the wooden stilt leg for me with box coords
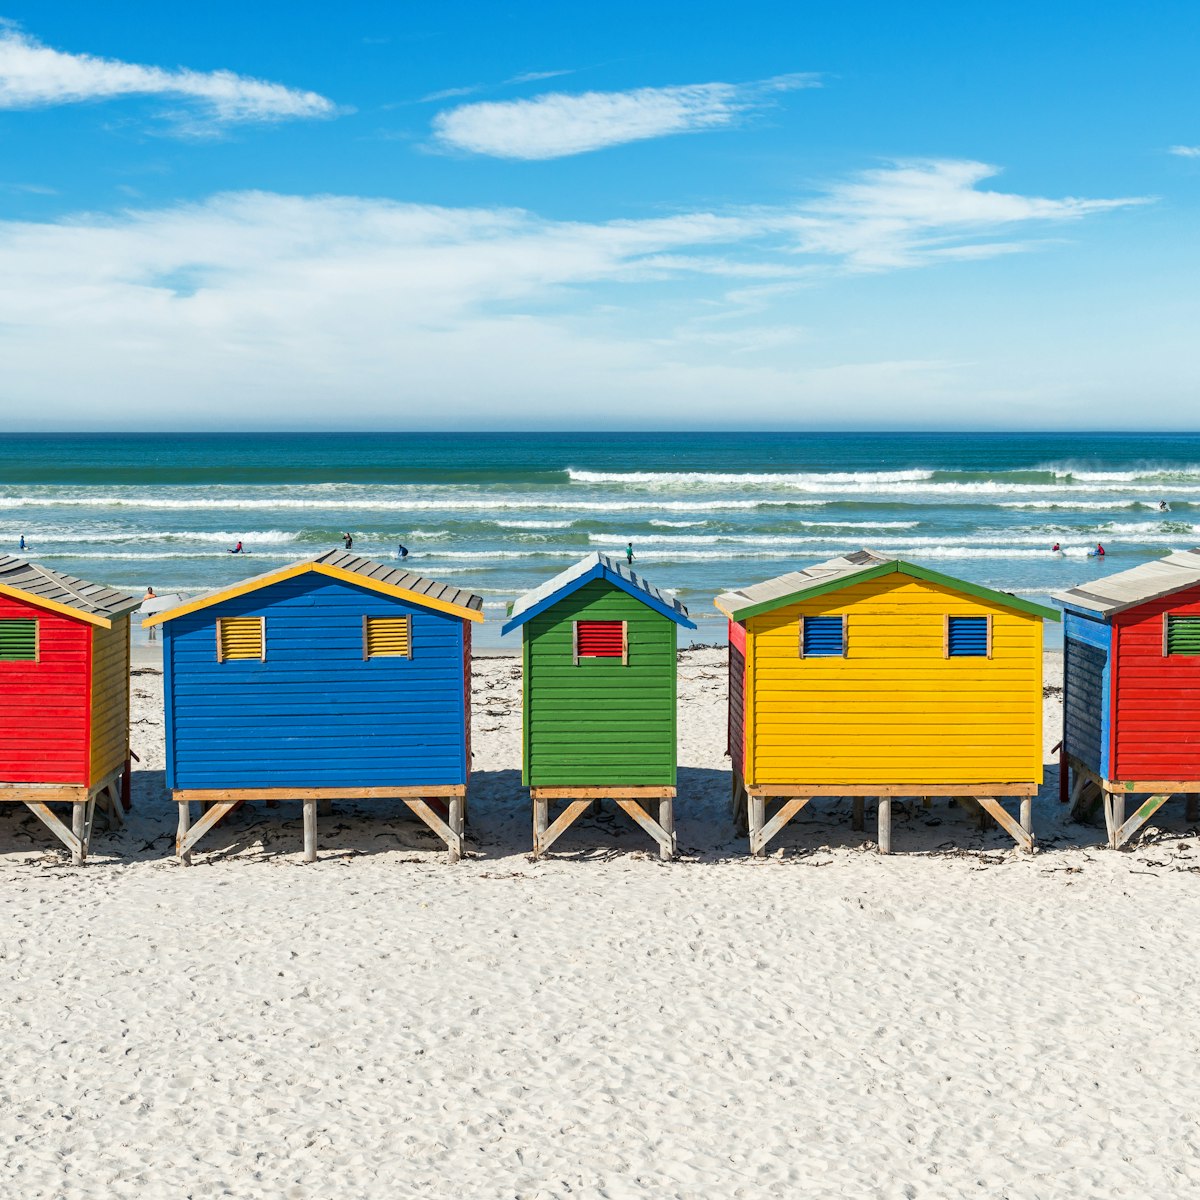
[533,795,549,858]
[177,800,192,866]
[302,798,317,862]
[658,797,676,861]
[749,793,765,857]
[71,802,85,865]
[1187,794,1199,824]
[852,796,865,832]
[734,779,749,837]
[1020,796,1033,835]
[121,758,132,812]
[448,795,464,864]
[1110,792,1126,850]
[878,796,892,855]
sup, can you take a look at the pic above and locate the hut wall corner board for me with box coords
[718,553,1056,855]
[148,551,483,863]
[0,557,138,863]
[504,553,694,858]
[1055,551,1200,847]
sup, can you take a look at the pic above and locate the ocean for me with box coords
[4,431,1199,649]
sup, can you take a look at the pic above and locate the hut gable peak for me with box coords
[502,552,696,634]
[715,550,1059,622]
[1052,549,1200,619]
[143,549,484,628]
[0,555,139,627]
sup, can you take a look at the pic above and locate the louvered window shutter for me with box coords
[217,617,264,662]
[364,615,412,658]
[1166,614,1200,657]
[801,616,845,658]
[0,618,37,661]
[947,616,990,657]
[574,620,626,662]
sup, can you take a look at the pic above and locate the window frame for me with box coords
[362,614,414,660]
[798,614,847,659]
[0,616,39,664]
[1163,613,1200,658]
[215,616,266,663]
[944,614,992,659]
[572,619,628,665]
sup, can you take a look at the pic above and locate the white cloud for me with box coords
[431,73,818,159]
[0,26,335,125]
[0,162,1149,427]
[506,69,575,85]
[1168,144,1200,158]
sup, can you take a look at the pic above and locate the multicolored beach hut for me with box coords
[0,556,138,863]
[715,551,1058,855]
[502,553,696,859]
[1055,549,1200,848]
[143,550,483,864]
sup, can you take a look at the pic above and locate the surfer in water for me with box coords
[228,540,244,554]
[18,533,25,551]
[1159,500,1171,512]
[342,532,354,550]
[397,543,409,560]
[1051,543,1062,554]
[626,542,634,565]
[1089,542,1106,558]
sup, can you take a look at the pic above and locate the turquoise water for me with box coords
[4,431,1200,648]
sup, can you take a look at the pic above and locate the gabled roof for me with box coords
[1052,549,1200,618]
[0,556,139,628]
[715,550,1060,622]
[502,552,695,634]
[143,549,484,627]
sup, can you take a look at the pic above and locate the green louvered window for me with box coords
[0,618,38,661]
[1165,614,1200,657]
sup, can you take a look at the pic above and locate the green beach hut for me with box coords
[502,552,696,859]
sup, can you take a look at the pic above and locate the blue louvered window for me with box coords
[802,616,845,657]
[947,616,989,657]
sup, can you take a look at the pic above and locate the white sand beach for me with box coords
[4,648,1200,1198]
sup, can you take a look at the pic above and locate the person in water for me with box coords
[1051,543,1061,553]
[342,532,353,550]
[228,540,244,554]
[626,542,634,565]
[1159,500,1171,512]
[1095,543,1105,557]
[18,533,25,551]
[397,543,409,560]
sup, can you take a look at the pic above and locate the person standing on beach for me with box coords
[626,542,634,565]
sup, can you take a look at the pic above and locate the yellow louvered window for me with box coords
[364,615,412,659]
[216,616,265,662]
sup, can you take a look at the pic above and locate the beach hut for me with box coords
[715,550,1058,855]
[143,550,483,863]
[1054,549,1200,848]
[502,553,696,859]
[0,556,138,863]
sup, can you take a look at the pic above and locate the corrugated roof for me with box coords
[503,552,694,632]
[145,550,484,626]
[0,556,140,626]
[1052,549,1200,617]
[715,550,886,618]
[716,550,1059,622]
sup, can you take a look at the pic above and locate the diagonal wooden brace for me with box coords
[614,799,676,859]
[24,801,85,863]
[975,795,1034,853]
[534,800,591,858]
[405,798,464,861]
[750,795,812,856]
[178,800,240,859]
[1113,793,1172,849]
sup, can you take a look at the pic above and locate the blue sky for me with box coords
[0,2,1197,429]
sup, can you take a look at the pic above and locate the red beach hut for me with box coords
[1055,549,1200,847]
[0,556,139,863]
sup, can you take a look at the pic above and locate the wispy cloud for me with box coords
[0,25,336,127]
[431,72,819,159]
[506,69,575,85]
[1168,144,1200,158]
[0,161,1143,427]
[418,84,484,104]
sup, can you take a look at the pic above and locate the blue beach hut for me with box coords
[143,550,483,864]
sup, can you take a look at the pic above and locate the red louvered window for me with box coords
[574,620,627,663]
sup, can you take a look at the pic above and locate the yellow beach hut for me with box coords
[715,550,1059,855]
